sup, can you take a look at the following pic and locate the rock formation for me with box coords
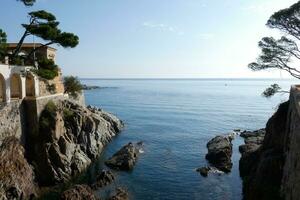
[239,129,265,155]
[0,137,37,200]
[60,184,99,200]
[91,170,115,189]
[107,188,129,200]
[239,101,288,200]
[28,100,123,186]
[105,142,142,171]
[196,166,210,177]
[205,135,233,173]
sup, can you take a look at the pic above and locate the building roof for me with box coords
[7,43,57,51]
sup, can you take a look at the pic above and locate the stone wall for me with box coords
[23,94,67,138]
[0,101,24,143]
[38,69,64,97]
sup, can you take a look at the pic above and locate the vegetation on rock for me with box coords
[39,100,57,133]
[18,0,35,6]
[249,1,300,97]
[63,76,83,98]
[0,29,7,62]
[11,10,79,63]
[33,57,59,80]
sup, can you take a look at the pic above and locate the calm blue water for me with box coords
[80,79,295,200]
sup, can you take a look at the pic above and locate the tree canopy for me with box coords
[63,76,83,98]
[249,1,300,97]
[12,10,79,60]
[0,29,7,61]
[18,0,35,6]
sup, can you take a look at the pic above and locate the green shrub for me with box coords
[39,101,57,131]
[63,108,74,121]
[34,57,58,80]
[63,76,82,98]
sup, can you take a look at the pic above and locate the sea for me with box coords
[78,78,295,200]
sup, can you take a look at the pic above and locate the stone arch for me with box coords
[10,73,22,99]
[26,74,35,97]
[0,73,6,102]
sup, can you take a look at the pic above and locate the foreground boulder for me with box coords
[0,137,37,200]
[28,100,123,186]
[105,142,143,170]
[60,185,98,200]
[205,135,233,173]
[91,170,115,189]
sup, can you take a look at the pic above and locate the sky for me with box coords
[0,0,299,78]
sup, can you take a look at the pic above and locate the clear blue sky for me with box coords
[0,0,298,78]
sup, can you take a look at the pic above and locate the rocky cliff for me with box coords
[28,100,123,186]
[0,137,37,200]
[240,86,300,200]
[0,97,123,199]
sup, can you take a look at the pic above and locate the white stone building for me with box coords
[0,64,39,103]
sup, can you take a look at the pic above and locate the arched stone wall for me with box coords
[10,73,22,99]
[26,74,35,97]
[0,73,6,102]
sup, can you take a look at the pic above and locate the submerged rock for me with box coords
[91,170,115,189]
[107,188,129,200]
[29,100,123,186]
[105,142,143,171]
[205,135,233,173]
[60,185,98,200]
[196,167,210,177]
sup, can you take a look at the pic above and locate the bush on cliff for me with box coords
[63,76,83,98]
[39,101,57,134]
[33,57,59,80]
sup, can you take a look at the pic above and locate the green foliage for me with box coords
[267,1,300,40]
[63,108,74,121]
[11,10,79,61]
[28,10,56,21]
[34,57,58,80]
[18,0,35,6]
[39,101,57,131]
[63,76,83,98]
[249,1,300,97]
[248,36,300,79]
[262,84,282,98]
[0,29,7,61]
[55,32,79,48]
[10,56,24,65]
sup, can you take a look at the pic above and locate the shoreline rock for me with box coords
[105,142,143,171]
[108,188,129,200]
[60,185,98,200]
[91,170,115,189]
[205,135,233,173]
[29,100,124,186]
